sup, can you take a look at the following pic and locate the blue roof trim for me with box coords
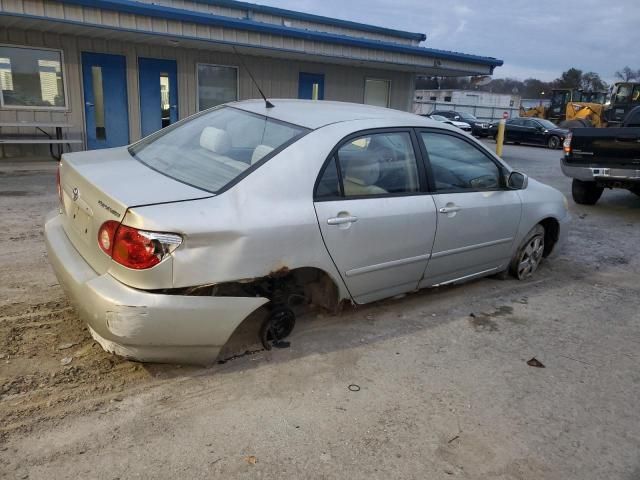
[183,0,427,42]
[0,11,490,75]
[56,0,503,67]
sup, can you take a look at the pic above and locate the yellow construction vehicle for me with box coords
[564,101,606,127]
[520,85,640,128]
[602,82,640,126]
[519,104,546,118]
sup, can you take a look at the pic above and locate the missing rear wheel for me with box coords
[260,306,296,350]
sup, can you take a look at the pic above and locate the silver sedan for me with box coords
[45,100,570,364]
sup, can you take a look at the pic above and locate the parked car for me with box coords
[431,110,491,137]
[562,105,640,204]
[489,118,569,149]
[424,114,472,133]
[45,100,570,364]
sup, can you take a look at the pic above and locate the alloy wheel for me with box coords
[517,235,545,279]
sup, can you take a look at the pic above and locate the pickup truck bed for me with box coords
[561,110,640,205]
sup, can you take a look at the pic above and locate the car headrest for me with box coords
[344,154,381,186]
[251,144,275,165]
[200,127,231,155]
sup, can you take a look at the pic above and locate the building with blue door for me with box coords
[0,0,503,156]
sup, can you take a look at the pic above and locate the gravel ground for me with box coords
[0,142,639,479]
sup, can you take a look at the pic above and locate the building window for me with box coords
[197,64,238,111]
[364,78,390,108]
[0,45,66,109]
[444,96,452,102]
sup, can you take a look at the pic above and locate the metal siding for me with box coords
[0,2,499,71]
[134,0,418,45]
[24,0,44,15]
[1,21,416,158]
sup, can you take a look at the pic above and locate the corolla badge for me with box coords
[72,187,79,201]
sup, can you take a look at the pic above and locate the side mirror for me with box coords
[507,171,528,190]
[454,116,461,120]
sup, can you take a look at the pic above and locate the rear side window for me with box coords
[420,132,502,192]
[315,156,341,198]
[316,132,420,199]
[129,107,308,193]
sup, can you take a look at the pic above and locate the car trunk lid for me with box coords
[59,146,212,275]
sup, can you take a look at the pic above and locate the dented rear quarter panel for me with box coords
[120,121,400,299]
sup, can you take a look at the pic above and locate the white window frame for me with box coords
[363,77,391,108]
[195,63,239,112]
[0,44,69,111]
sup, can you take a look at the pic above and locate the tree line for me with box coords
[416,66,640,99]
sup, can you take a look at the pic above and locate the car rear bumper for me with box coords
[561,160,640,183]
[44,211,268,364]
[472,126,490,136]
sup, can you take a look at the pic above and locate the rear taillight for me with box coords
[98,221,182,270]
[563,132,572,155]
[98,220,119,255]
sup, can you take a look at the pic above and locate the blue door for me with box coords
[81,52,129,150]
[298,72,325,100]
[138,58,178,137]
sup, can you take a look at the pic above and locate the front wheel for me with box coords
[509,225,545,280]
[572,179,603,205]
[547,135,560,149]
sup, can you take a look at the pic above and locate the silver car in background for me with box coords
[425,114,473,133]
[45,100,570,364]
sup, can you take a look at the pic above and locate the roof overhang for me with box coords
[184,0,428,42]
[0,1,503,76]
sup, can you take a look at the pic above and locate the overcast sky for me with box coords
[256,0,640,82]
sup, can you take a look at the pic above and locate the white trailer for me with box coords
[413,89,521,121]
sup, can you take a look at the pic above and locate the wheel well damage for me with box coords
[163,267,344,314]
[539,217,560,257]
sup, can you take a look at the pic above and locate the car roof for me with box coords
[230,99,433,129]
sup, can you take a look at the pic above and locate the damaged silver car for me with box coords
[45,100,570,364]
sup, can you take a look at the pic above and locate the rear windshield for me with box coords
[129,107,308,193]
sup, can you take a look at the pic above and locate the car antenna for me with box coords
[232,45,274,109]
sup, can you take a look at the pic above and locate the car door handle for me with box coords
[327,216,358,225]
[439,206,462,214]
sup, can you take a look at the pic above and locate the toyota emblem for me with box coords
[72,187,79,201]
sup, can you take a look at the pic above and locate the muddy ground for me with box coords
[0,144,639,479]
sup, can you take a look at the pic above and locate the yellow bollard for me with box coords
[495,119,506,157]
[312,83,319,101]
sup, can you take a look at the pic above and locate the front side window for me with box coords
[197,64,237,111]
[615,84,632,104]
[0,45,66,108]
[316,131,420,199]
[130,107,308,193]
[420,132,502,192]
